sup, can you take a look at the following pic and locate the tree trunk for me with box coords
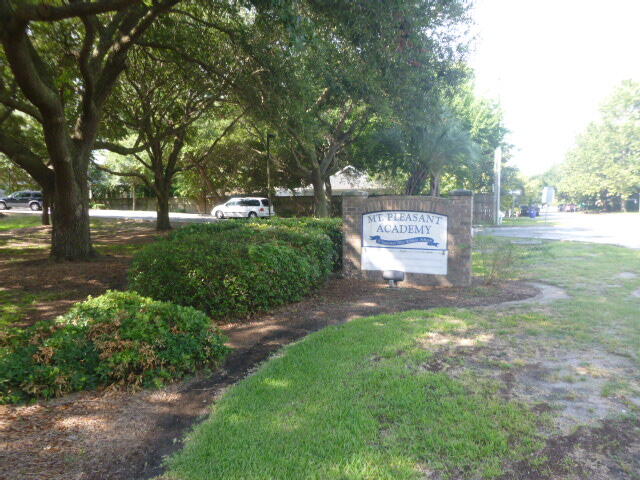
[156,189,172,231]
[199,189,208,214]
[430,173,441,196]
[50,167,93,260]
[41,188,51,226]
[405,167,429,195]
[131,184,136,210]
[311,168,330,217]
[324,177,333,217]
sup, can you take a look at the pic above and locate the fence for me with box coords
[473,193,494,225]
[93,196,343,217]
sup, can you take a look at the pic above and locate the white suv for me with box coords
[211,197,275,218]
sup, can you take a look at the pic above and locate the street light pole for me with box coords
[494,147,502,225]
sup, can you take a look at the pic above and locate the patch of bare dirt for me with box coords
[482,282,569,308]
[498,417,640,480]
[418,331,640,435]
[0,278,538,480]
[415,327,640,479]
[616,272,638,280]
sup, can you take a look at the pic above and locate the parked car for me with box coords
[519,204,540,217]
[559,203,577,212]
[211,197,275,218]
[0,190,43,211]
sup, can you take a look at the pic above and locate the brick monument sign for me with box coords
[342,192,473,287]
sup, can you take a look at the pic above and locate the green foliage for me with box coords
[261,217,344,270]
[170,217,343,271]
[0,291,229,404]
[239,0,472,215]
[350,81,514,197]
[129,220,337,319]
[0,155,39,192]
[557,80,640,206]
[473,236,550,284]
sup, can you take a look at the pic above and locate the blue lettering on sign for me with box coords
[369,235,439,247]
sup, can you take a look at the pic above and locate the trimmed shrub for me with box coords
[129,225,333,318]
[170,217,344,271]
[168,220,245,240]
[0,291,229,404]
[260,217,343,271]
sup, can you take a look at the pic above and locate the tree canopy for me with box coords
[1,0,531,256]
[556,80,640,208]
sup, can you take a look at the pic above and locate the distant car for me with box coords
[0,190,43,211]
[211,197,275,219]
[519,204,540,217]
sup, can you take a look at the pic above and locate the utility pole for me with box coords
[494,147,502,224]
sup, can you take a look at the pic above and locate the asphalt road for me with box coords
[5,208,640,249]
[484,212,640,249]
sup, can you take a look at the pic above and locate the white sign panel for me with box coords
[361,210,448,275]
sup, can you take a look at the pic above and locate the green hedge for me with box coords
[170,217,343,271]
[0,291,229,404]
[130,221,336,318]
[261,218,343,271]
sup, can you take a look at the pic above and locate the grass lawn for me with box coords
[165,309,542,480]
[0,212,42,231]
[164,239,640,480]
[497,216,557,227]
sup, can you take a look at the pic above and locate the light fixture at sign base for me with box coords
[382,270,405,288]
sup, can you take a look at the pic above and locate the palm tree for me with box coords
[404,109,479,195]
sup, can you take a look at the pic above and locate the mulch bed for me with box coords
[0,223,160,328]
[0,276,538,480]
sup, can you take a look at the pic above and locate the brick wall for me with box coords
[342,193,473,287]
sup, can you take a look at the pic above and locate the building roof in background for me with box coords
[276,166,387,197]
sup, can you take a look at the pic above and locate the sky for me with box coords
[468,0,640,176]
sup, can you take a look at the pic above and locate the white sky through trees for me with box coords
[469,0,640,175]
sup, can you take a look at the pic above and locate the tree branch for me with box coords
[95,0,180,107]
[0,92,43,122]
[91,160,150,186]
[94,140,148,155]
[13,0,134,22]
[200,110,246,161]
[133,152,152,171]
[0,128,54,189]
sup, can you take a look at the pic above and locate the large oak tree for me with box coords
[0,0,179,259]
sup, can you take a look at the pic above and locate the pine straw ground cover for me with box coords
[0,215,160,329]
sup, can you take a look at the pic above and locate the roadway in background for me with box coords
[5,208,640,249]
[483,212,640,249]
[1,207,218,223]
